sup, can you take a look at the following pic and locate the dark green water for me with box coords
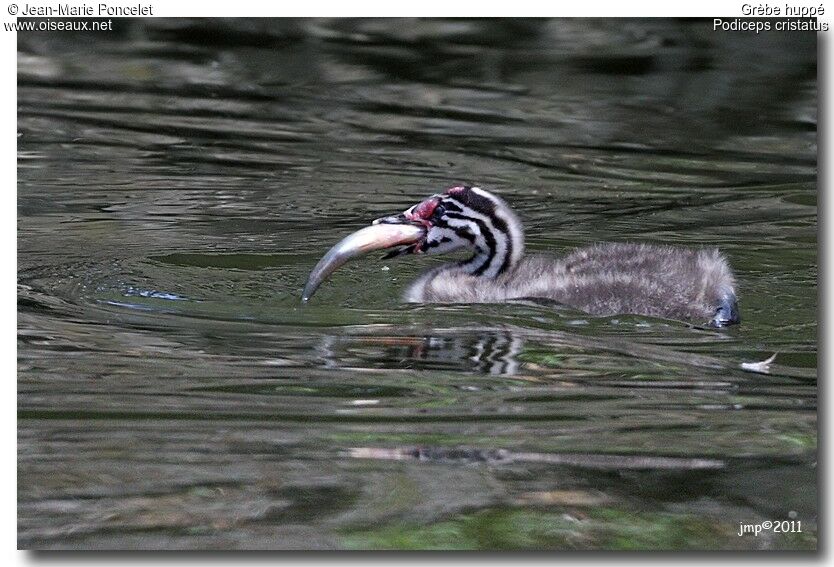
[17,19,817,550]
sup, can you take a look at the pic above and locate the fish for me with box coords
[302,223,425,302]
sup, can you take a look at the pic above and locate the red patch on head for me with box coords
[447,186,467,196]
[408,196,440,221]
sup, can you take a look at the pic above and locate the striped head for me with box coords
[374,186,525,278]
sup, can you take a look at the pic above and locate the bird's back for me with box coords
[405,242,738,324]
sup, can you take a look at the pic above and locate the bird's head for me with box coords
[374,186,524,274]
[302,186,524,301]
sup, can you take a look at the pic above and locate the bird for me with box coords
[302,185,740,327]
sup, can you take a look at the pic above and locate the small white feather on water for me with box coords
[740,353,778,374]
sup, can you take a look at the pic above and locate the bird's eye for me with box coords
[432,204,447,219]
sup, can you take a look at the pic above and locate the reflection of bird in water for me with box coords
[314,330,524,376]
[303,186,740,327]
[310,323,788,389]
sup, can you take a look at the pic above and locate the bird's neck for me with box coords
[458,213,525,279]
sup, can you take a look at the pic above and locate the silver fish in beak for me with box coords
[302,223,426,302]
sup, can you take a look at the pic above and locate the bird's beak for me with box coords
[302,221,426,302]
[373,212,411,225]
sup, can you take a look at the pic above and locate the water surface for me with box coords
[17,18,817,550]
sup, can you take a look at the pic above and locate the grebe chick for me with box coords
[303,186,740,327]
